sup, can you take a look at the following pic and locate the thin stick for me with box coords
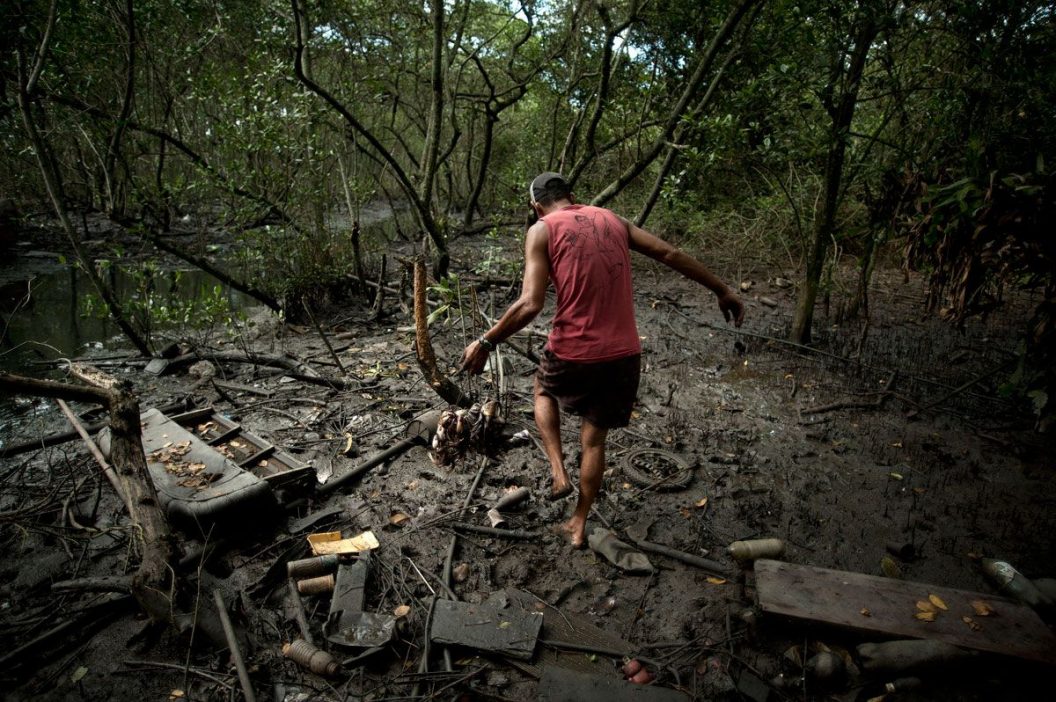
[123,659,234,690]
[303,299,346,375]
[55,399,132,513]
[287,578,314,645]
[212,590,257,702]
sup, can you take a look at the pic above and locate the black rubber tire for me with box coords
[620,447,693,491]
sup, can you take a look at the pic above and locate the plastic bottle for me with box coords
[728,538,785,561]
[287,554,340,579]
[981,559,1054,612]
[283,639,340,675]
[296,573,336,595]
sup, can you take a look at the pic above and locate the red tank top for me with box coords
[541,204,640,361]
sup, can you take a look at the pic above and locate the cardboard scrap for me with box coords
[308,530,380,555]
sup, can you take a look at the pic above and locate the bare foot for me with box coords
[549,467,573,500]
[549,479,573,501]
[561,518,587,549]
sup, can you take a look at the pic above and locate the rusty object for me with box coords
[287,555,340,579]
[283,639,340,676]
[297,574,335,595]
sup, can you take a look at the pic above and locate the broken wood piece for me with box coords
[412,259,469,407]
[754,560,1056,665]
[287,578,314,645]
[538,665,688,701]
[430,598,543,660]
[213,590,257,702]
[631,538,729,578]
[55,398,133,513]
[212,379,273,397]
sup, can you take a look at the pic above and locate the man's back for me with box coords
[542,204,640,362]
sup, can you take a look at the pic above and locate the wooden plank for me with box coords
[503,589,634,679]
[538,666,688,702]
[755,559,1056,665]
[430,599,543,660]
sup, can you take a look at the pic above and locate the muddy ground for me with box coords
[1,233,1054,702]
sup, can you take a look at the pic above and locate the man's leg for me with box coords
[534,377,572,498]
[563,418,608,548]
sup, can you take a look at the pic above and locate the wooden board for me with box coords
[430,598,543,660]
[502,589,634,678]
[755,559,1056,665]
[538,666,688,702]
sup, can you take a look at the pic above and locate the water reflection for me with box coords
[0,258,260,443]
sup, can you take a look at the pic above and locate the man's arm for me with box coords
[460,220,550,374]
[623,216,745,326]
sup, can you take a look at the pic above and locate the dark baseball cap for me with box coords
[529,172,570,204]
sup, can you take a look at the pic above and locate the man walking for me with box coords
[461,173,745,547]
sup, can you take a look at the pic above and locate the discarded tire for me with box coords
[620,448,693,491]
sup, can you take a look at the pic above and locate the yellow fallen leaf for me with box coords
[70,666,88,683]
[389,513,410,526]
[962,616,981,631]
[622,482,633,490]
[706,577,727,585]
[695,497,709,509]
[889,472,904,480]
[169,692,186,700]
[881,556,902,578]
[394,604,411,618]
[499,621,510,629]
[916,600,937,613]
[891,442,903,448]
[970,600,994,616]
[914,611,937,622]
[859,608,871,617]
[928,594,948,611]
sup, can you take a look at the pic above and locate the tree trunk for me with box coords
[0,370,176,621]
[104,0,136,217]
[413,260,469,407]
[789,15,880,344]
[14,1,152,357]
[590,0,761,207]
[148,231,281,312]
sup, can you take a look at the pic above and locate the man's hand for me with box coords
[718,291,746,327]
[460,340,490,375]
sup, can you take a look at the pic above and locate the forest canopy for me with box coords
[2,0,1054,422]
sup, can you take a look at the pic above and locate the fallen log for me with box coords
[0,368,177,624]
[167,350,361,390]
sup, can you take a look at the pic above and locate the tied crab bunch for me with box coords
[430,399,502,468]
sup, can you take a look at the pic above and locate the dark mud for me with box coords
[1,241,1053,701]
